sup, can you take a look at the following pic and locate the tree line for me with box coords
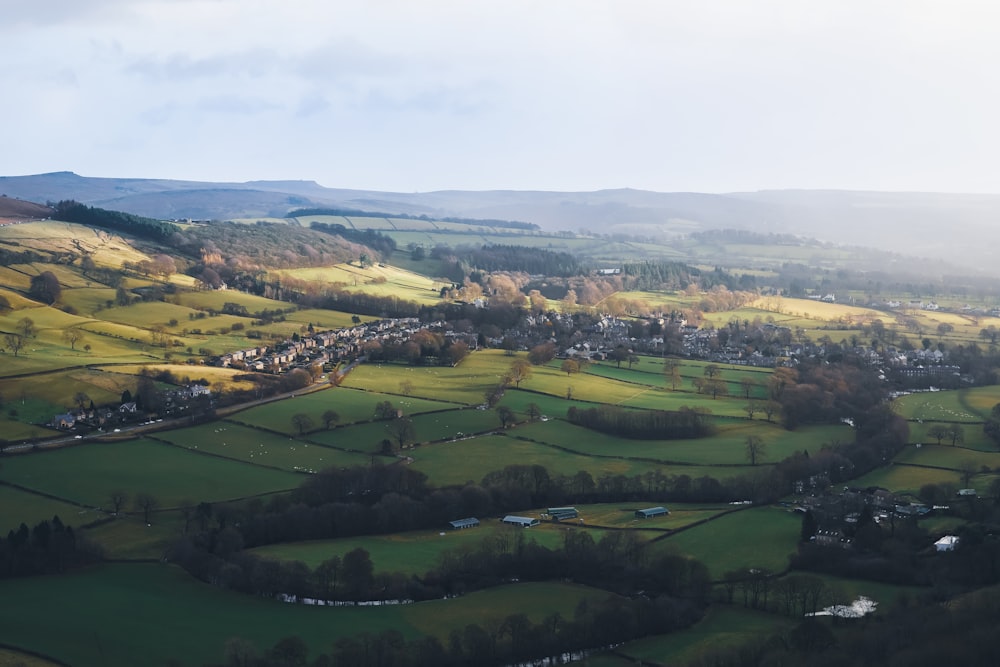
[0,516,102,578]
[53,200,180,241]
[566,404,716,439]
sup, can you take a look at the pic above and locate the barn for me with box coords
[635,506,669,519]
[448,517,480,530]
[547,507,579,521]
[502,515,540,527]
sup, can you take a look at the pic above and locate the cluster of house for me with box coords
[797,483,968,552]
[51,384,211,431]
[215,318,424,374]
[448,506,671,531]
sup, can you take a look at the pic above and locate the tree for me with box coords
[387,417,416,449]
[108,490,129,515]
[528,342,558,365]
[946,423,965,446]
[739,377,758,400]
[73,392,90,410]
[526,403,542,422]
[4,333,24,357]
[28,271,61,305]
[959,460,977,488]
[399,380,414,396]
[745,435,767,465]
[374,401,397,420]
[561,359,580,375]
[508,359,532,388]
[705,378,729,399]
[291,413,314,435]
[16,317,35,339]
[763,400,780,423]
[663,359,682,391]
[321,409,340,430]
[744,400,760,420]
[926,424,949,445]
[62,327,85,351]
[134,492,159,524]
[800,509,818,542]
[497,406,516,429]
[703,364,721,379]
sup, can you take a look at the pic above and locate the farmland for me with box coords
[4,210,1000,667]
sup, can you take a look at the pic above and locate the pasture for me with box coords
[0,562,613,667]
[0,485,88,535]
[251,522,616,575]
[150,423,369,473]
[514,419,848,466]
[614,605,793,666]
[657,506,802,578]
[341,351,516,404]
[274,263,449,305]
[852,463,962,497]
[894,390,985,423]
[0,440,301,507]
[230,387,457,433]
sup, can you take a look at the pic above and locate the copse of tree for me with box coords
[53,200,180,241]
[28,271,61,305]
[463,244,581,276]
[309,222,397,258]
[0,517,102,578]
[567,405,715,439]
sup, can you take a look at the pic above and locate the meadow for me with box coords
[0,563,613,667]
[0,439,302,507]
[655,505,803,578]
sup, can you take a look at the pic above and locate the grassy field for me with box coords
[0,440,302,507]
[657,506,802,578]
[250,503,739,574]
[274,263,449,306]
[341,351,517,404]
[0,484,90,535]
[514,419,850,466]
[613,605,793,665]
[150,422,370,473]
[0,562,612,667]
[229,387,457,434]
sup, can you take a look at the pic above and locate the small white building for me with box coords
[934,535,960,552]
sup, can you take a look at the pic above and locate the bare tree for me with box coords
[134,492,159,524]
[497,406,516,429]
[63,327,85,351]
[746,435,767,466]
[4,333,24,357]
[17,317,35,339]
[108,490,129,515]
[526,403,542,422]
[386,417,416,449]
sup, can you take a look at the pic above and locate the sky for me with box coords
[3,0,999,193]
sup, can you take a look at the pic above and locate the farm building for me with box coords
[635,506,669,519]
[935,535,960,552]
[547,507,579,521]
[449,518,480,530]
[502,515,540,527]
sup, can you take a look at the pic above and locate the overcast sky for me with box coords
[3,0,998,193]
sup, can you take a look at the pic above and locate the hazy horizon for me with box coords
[4,1,999,195]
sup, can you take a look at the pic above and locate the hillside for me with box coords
[3,172,1000,275]
[0,195,53,221]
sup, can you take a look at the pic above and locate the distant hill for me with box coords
[0,195,53,220]
[3,172,1000,274]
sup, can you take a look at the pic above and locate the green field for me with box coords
[514,419,849,466]
[658,506,802,578]
[0,484,92,535]
[0,563,612,667]
[0,440,301,507]
[150,422,369,473]
[229,387,457,434]
[613,605,793,665]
